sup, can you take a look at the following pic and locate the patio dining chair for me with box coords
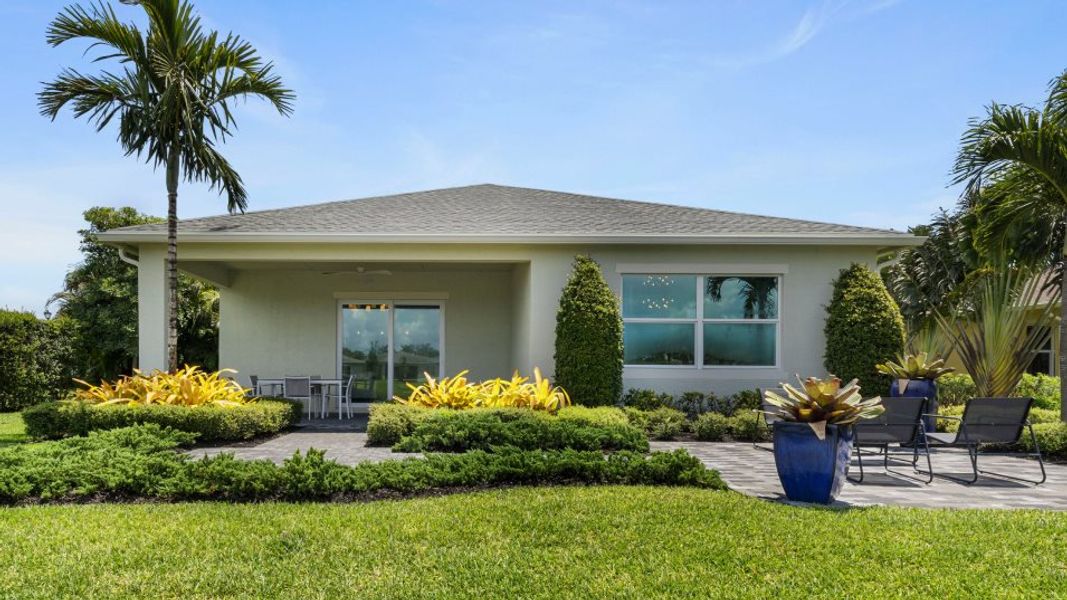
[324,374,357,420]
[921,397,1046,485]
[283,376,317,420]
[248,375,259,397]
[849,396,932,483]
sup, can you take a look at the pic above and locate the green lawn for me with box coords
[1,487,1065,598]
[0,412,27,446]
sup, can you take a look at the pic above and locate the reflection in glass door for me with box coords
[393,305,442,397]
[341,303,390,402]
[340,302,442,402]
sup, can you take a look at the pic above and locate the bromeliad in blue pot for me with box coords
[876,352,955,432]
[764,376,885,504]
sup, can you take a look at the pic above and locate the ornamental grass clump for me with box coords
[395,369,571,412]
[763,375,884,439]
[74,366,250,407]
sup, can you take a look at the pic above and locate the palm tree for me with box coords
[38,0,294,371]
[952,72,1067,421]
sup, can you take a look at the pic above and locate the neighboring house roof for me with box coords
[97,183,922,246]
[1024,269,1060,308]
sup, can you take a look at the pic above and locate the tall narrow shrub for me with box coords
[824,263,906,392]
[554,256,623,406]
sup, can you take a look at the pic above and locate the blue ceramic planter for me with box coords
[889,378,937,432]
[773,422,854,504]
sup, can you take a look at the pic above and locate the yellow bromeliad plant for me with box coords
[74,366,251,407]
[763,375,884,439]
[395,368,571,412]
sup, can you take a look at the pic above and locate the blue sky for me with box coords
[2,0,1066,314]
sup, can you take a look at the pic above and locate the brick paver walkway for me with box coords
[652,441,1067,510]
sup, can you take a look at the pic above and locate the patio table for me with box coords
[256,378,344,418]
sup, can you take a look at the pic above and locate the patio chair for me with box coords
[283,376,317,420]
[324,374,357,420]
[920,397,1046,485]
[849,396,932,483]
[248,375,259,397]
[752,389,783,450]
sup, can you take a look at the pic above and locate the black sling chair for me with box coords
[848,396,932,483]
[921,397,1046,485]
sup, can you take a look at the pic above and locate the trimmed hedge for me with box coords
[554,256,624,406]
[0,310,76,411]
[938,373,1060,410]
[824,263,905,393]
[22,398,300,443]
[391,408,649,453]
[0,425,723,504]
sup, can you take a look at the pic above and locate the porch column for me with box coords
[137,245,169,371]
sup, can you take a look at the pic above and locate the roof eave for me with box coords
[96,231,925,247]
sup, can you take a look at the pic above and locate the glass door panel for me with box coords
[393,305,442,397]
[341,303,390,402]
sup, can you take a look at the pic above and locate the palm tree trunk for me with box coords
[1060,252,1067,423]
[165,148,179,373]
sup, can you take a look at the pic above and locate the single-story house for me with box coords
[98,184,922,400]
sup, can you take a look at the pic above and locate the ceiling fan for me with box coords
[321,266,393,276]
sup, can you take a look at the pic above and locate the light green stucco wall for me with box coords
[218,267,514,386]
[136,241,881,396]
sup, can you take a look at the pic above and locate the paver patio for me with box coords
[193,426,1067,510]
[652,441,1067,510]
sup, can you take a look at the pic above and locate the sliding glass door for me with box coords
[340,302,442,402]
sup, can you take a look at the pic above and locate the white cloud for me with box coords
[707,0,898,69]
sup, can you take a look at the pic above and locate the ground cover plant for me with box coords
[0,425,717,504]
[387,407,648,453]
[0,486,1064,598]
[22,398,300,443]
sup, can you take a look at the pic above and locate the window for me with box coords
[622,274,779,367]
[1027,326,1054,375]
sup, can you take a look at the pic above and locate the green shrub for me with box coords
[0,310,76,411]
[556,405,630,428]
[694,412,729,441]
[725,413,768,442]
[366,403,432,446]
[21,398,299,443]
[621,388,673,411]
[391,408,649,453]
[937,374,976,407]
[702,389,763,417]
[0,424,722,503]
[672,392,709,419]
[731,389,763,413]
[1017,374,1061,411]
[554,256,623,406]
[623,407,649,431]
[824,264,906,394]
[1020,422,1067,461]
[935,373,1059,410]
[639,407,687,440]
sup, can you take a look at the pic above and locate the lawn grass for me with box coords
[0,486,1065,598]
[0,412,27,446]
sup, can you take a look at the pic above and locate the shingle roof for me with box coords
[100,184,919,244]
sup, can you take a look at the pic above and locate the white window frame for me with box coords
[336,299,446,400]
[620,273,782,370]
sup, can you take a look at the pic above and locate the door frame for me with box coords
[336,299,446,400]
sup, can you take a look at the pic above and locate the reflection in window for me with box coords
[623,323,695,365]
[622,275,696,318]
[621,274,779,368]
